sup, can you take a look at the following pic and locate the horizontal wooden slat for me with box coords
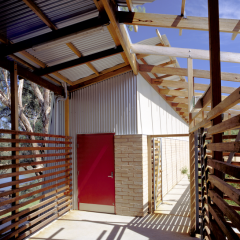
[207,159,240,179]
[208,204,239,240]
[206,135,238,140]
[207,142,240,152]
[0,168,71,189]
[225,178,240,183]
[0,173,71,198]
[0,182,71,217]
[0,162,71,179]
[0,146,71,152]
[207,87,240,120]
[0,201,57,235]
[0,178,71,209]
[208,189,240,232]
[0,152,71,161]
[3,199,72,240]
[207,114,240,135]
[0,157,72,170]
[0,129,72,139]
[0,138,72,144]
[0,185,70,225]
[2,208,58,240]
[208,174,240,205]
[18,205,71,240]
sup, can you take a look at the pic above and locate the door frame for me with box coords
[76,133,116,214]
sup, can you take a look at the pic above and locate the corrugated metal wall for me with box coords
[69,71,137,135]
[69,71,137,209]
[43,99,69,208]
[137,74,189,140]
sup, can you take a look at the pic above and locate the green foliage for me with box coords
[120,5,146,31]
[181,167,190,180]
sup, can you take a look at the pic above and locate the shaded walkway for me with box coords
[155,177,190,217]
[28,210,197,240]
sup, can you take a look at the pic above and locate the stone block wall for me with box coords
[114,135,148,217]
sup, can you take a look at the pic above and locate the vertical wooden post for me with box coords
[147,136,152,213]
[188,57,195,235]
[10,61,19,237]
[65,94,71,201]
[208,0,223,194]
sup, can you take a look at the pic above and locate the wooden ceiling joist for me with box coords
[0,58,64,95]
[68,65,132,92]
[139,64,240,82]
[34,46,123,76]
[118,11,240,34]
[22,0,57,30]
[23,0,100,79]
[131,44,240,64]
[153,79,237,95]
[73,63,127,85]
[0,16,109,57]
[101,0,138,75]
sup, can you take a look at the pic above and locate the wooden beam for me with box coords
[118,11,240,34]
[22,0,57,30]
[208,0,223,200]
[68,65,131,92]
[0,16,109,57]
[73,63,127,85]
[159,89,188,98]
[139,64,240,82]
[166,96,188,103]
[101,0,138,75]
[10,62,19,236]
[131,44,240,64]
[65,42,99,76]
[149,133,189,137]
[0,58,64,96]
[181,0,186,15]
[34,46,123,76]
[152,79,236,95]
[22,1,99,80]
[192,86,211,120]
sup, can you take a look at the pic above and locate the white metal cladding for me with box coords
[69,71,137,135]
[137,74,189,140]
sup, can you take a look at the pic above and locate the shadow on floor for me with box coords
[29,210,195,240]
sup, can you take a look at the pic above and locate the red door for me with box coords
[77,133,115,213]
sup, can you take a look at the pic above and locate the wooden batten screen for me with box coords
[0,129,72,240]
[151,138,162,211]
[191,85,240,239]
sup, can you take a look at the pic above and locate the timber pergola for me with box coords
[0,0,239,125]
[0,0,240,239]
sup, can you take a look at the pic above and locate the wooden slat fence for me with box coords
[151,138,162,212]
[191,86,240,239]
[0,129,72,239]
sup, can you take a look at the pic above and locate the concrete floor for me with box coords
[155,177,190,217]
[28,210,197,240]
[28,177,196,240]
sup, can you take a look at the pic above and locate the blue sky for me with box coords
[127,0,240,94]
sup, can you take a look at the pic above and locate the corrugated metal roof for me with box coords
[70,26,116,56]
[35,0,97,28]
[59,64,94,81]
[27,44,78,67]
[0,0,131,86]
[91,54,124,72]
[0,0,97,43]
